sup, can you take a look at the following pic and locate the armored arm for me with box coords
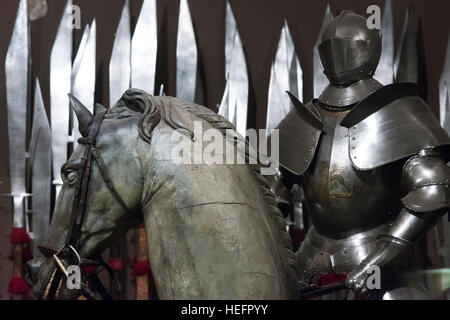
[346,149,450,293]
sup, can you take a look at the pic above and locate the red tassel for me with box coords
[130,258,151,276]
[22,247,33,262]
[137,223,145,229]
[8,277,30,294]
[316,272,347,287]
[10,228,30,244]
[108,258,123,271]
[84,266,96,274]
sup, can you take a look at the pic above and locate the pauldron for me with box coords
[340,83,450,171]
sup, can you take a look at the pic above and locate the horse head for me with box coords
[26,89,297,299]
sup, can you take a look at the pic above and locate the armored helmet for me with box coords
[318,10,382,86]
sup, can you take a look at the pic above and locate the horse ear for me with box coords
[68,94,93,137]
[94,103,107,114]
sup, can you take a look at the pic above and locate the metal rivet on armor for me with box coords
[353,126,357,130]
[352,137,355,140]
[354,156,357,159]
[315,262,320,266]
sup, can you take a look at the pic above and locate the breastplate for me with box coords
[302,104,402,239]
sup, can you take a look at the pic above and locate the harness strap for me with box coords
[91,148,133,215]
[66,110,107,249]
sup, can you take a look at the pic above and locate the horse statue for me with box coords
[25,89,298,299]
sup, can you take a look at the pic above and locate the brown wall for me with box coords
[0,0,449,298]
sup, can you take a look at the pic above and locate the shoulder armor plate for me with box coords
[343,89,450,170]
[269,95,322,175]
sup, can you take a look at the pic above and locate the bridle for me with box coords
[38,109,133,300]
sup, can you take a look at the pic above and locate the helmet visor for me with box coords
[318,38,371,76]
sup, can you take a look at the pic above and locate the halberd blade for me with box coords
[5,0,30,228]
[110,0,131,106]
[218,1,248,137]
[50,0,72,195]
[394,6,418,83]
[176,0,197,102]
[29,80,51,254]
[439,34,450,131]
[313,2,332,98]
[376,0,394,85]
[266,19,303,135]
[71,19,96,149]
[131,0,157,95]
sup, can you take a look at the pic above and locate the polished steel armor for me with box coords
[272,10,450,299]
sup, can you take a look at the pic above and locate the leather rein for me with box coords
[38,109,133,300]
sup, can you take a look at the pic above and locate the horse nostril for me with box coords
[25,260,41,284]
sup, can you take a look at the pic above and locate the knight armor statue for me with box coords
[268,10,450,299]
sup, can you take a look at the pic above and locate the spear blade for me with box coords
[29,80,52,255]
[131,0,157,94]
[50,0,73,194]
[176,0,197,102]
[110,0,131,106]
[438,34,450,267]
[440,35,450,131]
[71,20,96,149]
[375,0,394,85]
[394,6,418,83]
[5,0,31,228]
[218,1,248,137]
[266,19,303,135]
[313,3,332,98]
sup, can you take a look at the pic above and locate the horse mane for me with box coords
[118,88,298,297]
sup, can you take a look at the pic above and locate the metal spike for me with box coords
[71,19,96,149]
[50,0,72,196]
[218,1,248,136]
[394,6,418,83]
[176,0,197,102]
[266,19,303,135]
[5,0,31,228]
[110,0,131,105]
[313,2,332,98]
[131,0,157,95]
[376,0,394,85]
[29,80,52,255]
[439,34,450,130]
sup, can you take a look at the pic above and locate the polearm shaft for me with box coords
[70,19,96,300]
[109,0,131,299]
[50,0,73,200]
[129,0,160,300]
[131,0,159,300]
[5,0,32,300]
